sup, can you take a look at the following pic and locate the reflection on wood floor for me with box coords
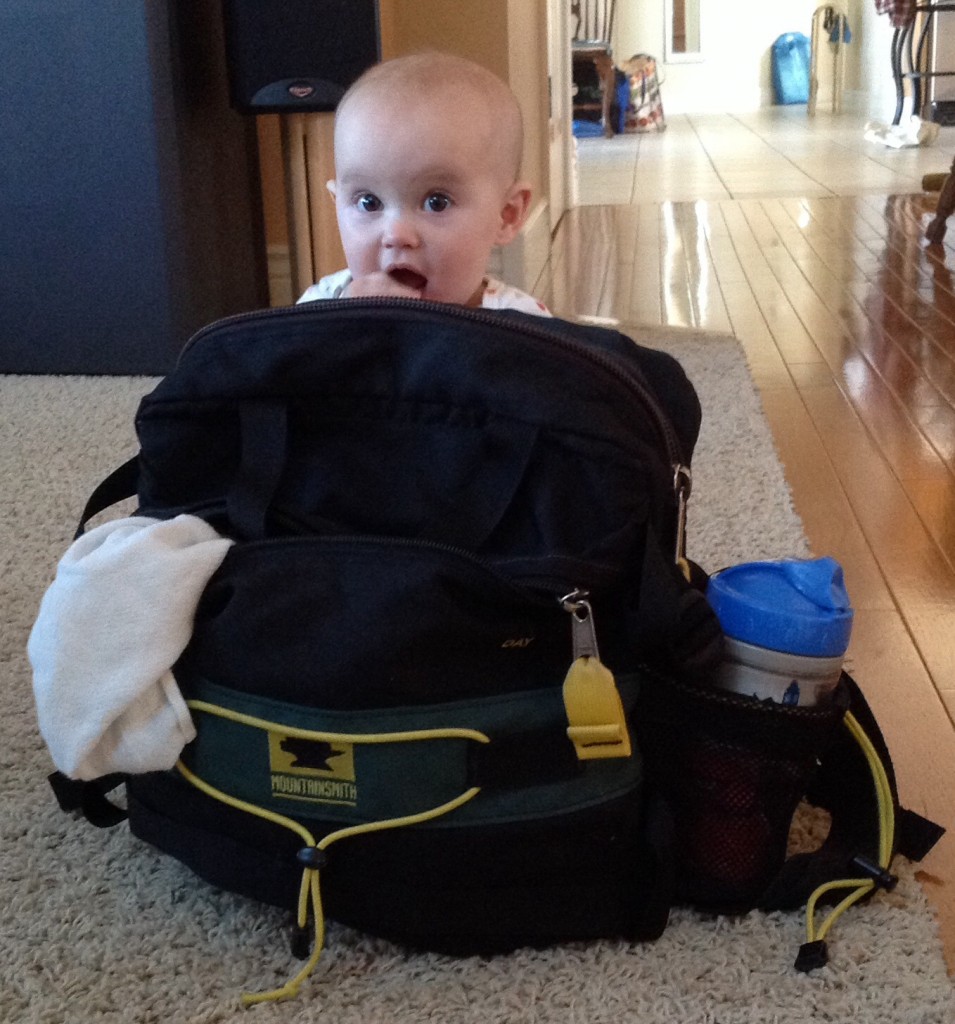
[541,113,955,972]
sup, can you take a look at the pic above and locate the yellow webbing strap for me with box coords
[803,710,896,951]
[178,700,489,1006]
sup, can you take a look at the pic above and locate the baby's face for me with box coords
[331,92,525,306]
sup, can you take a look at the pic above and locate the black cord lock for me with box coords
[296,846,328,870]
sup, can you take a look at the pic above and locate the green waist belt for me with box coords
[181,674,643,828]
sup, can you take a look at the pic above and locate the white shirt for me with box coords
[297,271,552,317]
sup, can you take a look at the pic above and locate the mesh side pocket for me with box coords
[634,673,847,911]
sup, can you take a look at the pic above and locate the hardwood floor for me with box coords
[541,110,955,973]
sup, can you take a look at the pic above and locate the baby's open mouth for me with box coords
[388,268,427,292]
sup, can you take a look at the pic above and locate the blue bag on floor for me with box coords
[772,32,810,105]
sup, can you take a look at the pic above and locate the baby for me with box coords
[297,51,550,316]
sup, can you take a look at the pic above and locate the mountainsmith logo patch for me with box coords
[268,733,357,807]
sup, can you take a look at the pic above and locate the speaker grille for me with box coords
[223,0,380,113]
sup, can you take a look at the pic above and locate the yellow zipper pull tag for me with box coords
[560,591,632,760]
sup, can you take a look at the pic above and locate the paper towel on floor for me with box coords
[864,116,939,149]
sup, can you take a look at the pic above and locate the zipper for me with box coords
[145,494,620,601]
[237,526,619,605]
[178,298,686,470]
[178,299,693,567]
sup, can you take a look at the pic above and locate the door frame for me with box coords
[546,0,575,230]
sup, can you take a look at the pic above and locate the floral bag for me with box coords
[622,53,666,133]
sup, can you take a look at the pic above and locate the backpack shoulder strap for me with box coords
[74,456,140,539]
[48,770,128,828]
[761,671,944,968]
[764,671,944,912]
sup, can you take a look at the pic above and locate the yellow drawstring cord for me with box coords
[802,710,896,955]
[186,698,491,749]
[175,699,897,985]
[177,701,489,1006]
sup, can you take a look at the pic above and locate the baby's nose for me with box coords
[382,210,420,248]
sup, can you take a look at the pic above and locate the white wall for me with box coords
[846,0,900,121]
[615,0,901,120]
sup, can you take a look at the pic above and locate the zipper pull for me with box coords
[560,591,632,760]
[673,464,693,582]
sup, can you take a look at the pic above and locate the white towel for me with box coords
[29,515,233,780]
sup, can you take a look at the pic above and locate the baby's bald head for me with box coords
[335,52,525,187]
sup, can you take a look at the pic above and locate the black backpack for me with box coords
[50,302,942,1003]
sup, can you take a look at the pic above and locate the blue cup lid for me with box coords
[706,557,853,657]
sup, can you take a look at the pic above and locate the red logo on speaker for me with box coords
[288,83,315,99]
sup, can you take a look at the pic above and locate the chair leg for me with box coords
[595,52,615,138]
[926,154,955,245]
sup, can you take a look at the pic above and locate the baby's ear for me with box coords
[496,182,532,245]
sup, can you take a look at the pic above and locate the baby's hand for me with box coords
[344,271,423,300]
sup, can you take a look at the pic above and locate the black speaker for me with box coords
[222,0,380,113]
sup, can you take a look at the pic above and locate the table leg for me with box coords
[926,153,955,245]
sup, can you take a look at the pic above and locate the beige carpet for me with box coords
[3,328,954,1023]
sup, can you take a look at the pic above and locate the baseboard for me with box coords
[267,244,293,307]
[489,199,551,297]
[839,88,875,118]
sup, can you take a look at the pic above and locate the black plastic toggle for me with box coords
[290,922,312,960]
[296,846,328,870]
[795,940,829,972]
[850,854,898,890]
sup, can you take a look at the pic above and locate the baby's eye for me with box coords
[356,193,382,212]
[424,193,451,213]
